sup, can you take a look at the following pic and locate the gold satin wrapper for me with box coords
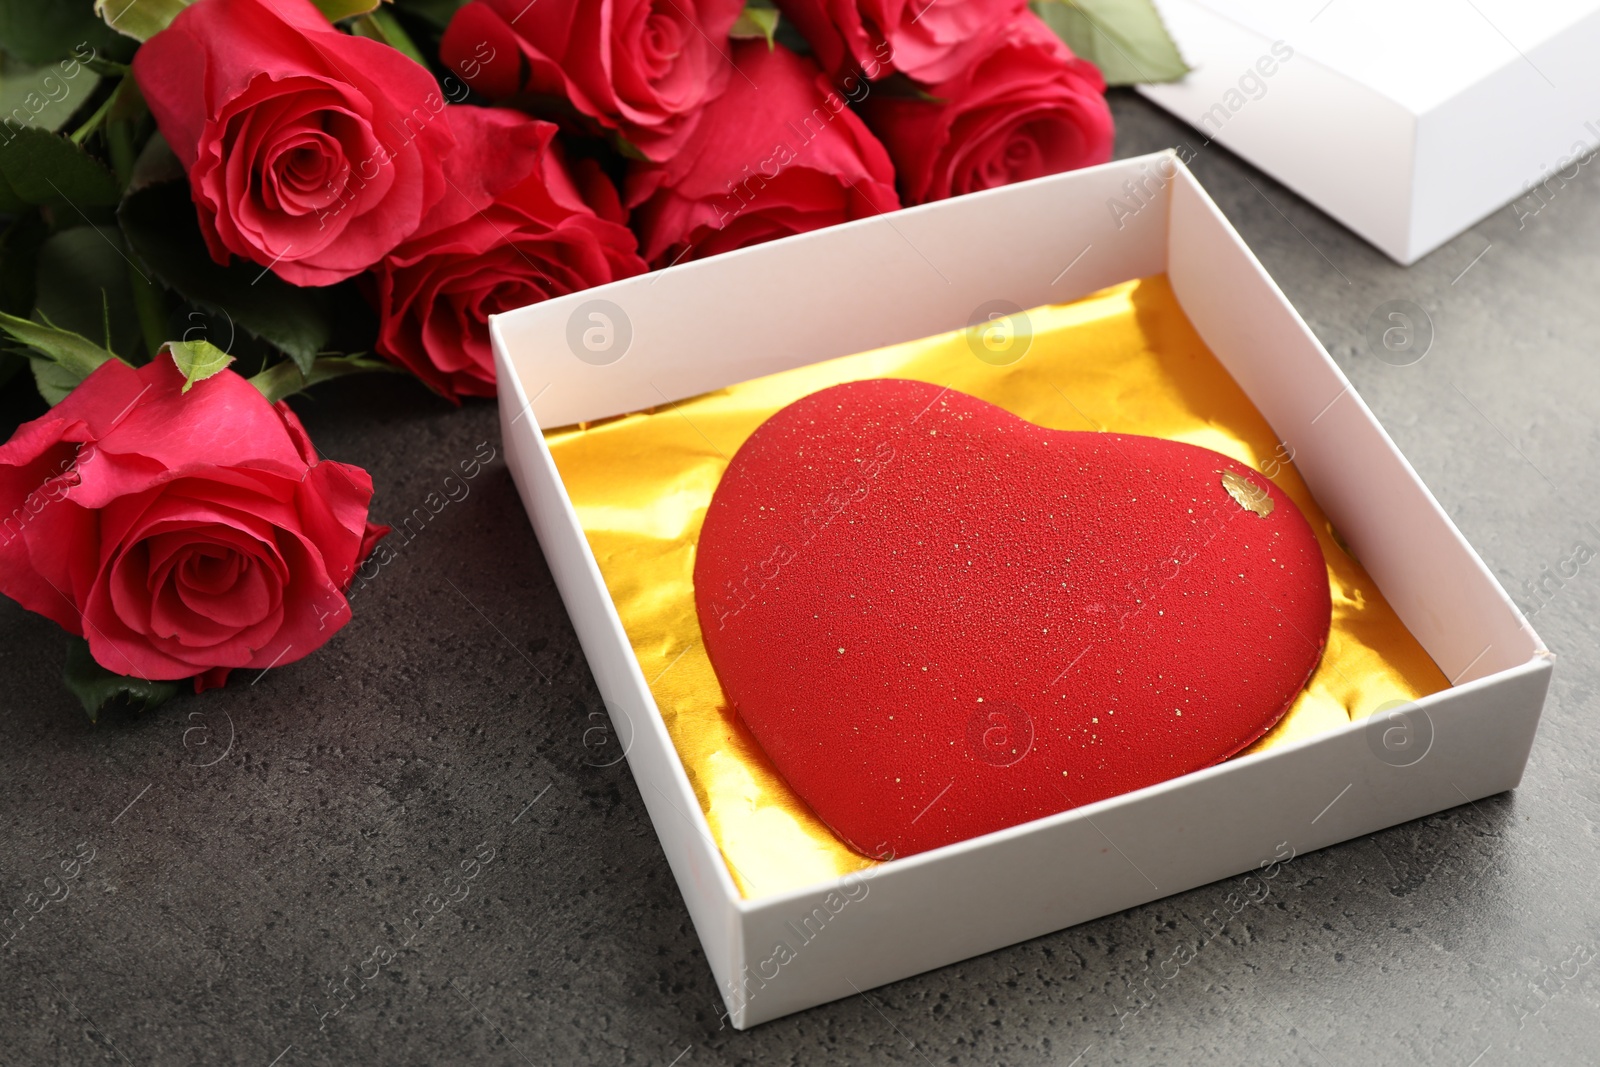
[544,275,1449,899]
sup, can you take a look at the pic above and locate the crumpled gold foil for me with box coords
[543,276,1448,899]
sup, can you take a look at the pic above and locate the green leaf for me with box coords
[103,73,147,187]
[870,73,944,102]
[0,55,102,134]
[67,66,137,146]
[0,308,120,385]
[92,0,195,43]
[249,352,402,404]
[82,56,131,78]
[314,0,384,19]
[614,136,650,163]
[349,10,427,66]
[33,225,142,360]
[0,2,129,65]
[0,121,120,212]
[63,636,181,721]
[119,172,333,373]
[124,123,182,187]
[29,355,80,405]
[730,3,780,47]
[391,0,468,32]
[162,338,234,392]
[1033,0,1190,86]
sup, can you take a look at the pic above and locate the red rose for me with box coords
[132,0,456,286]
[367,107,647,400]
[861,15,1114,204]
[776,0,1028,83]
[0,356,386,686]
[439,0,744,162]
[625,41,901,268]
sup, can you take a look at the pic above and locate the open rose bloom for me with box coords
[134,0,456,286]
[366,107,647,400]
[0,357,385,688]
[861,15,1114,204]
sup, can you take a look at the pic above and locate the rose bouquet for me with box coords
[0,0,1181,716]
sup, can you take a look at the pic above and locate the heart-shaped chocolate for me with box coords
[695,379,1331,858]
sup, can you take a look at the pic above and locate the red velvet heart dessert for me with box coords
[694,379,1331,858]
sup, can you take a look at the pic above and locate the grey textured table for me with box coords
[3,93,1596,1066]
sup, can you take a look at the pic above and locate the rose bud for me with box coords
[366,107,647,400]
[439,0,744,161]
[133,0,456,286]
[0,355,386,688]
[625,40,901,268]
[861,14,1114,205]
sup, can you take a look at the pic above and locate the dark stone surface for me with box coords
[2,92,1597,1066]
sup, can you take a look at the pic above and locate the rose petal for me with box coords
[441,0,743,161]
[73,357,308,509]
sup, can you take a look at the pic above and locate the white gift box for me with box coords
[491,152,1551,1028]
[1140,0,1600,263]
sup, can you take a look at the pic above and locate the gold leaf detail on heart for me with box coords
[1220,470,1274,518]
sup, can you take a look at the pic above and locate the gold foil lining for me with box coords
[543,275,1449,899]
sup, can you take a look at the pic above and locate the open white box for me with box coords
[1141,0,1600,264]
[491,152,1551,1028]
